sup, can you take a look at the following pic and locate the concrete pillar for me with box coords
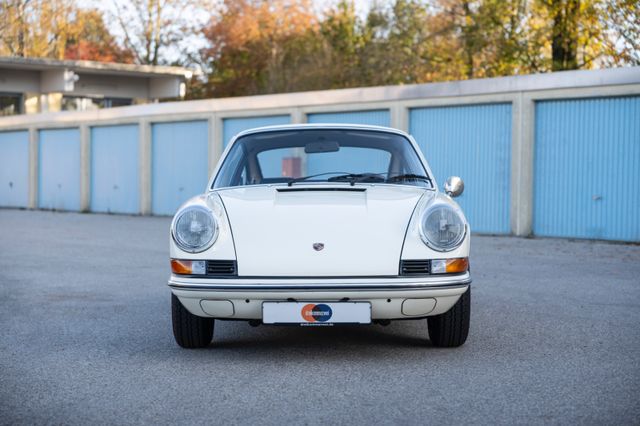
[28,127,38,209]
[291,108,305,124]
[212,115,224,167]
[79,124,90,212]
[139,119,152,215]
[207,116,217,176]
[391,105,408,131]
[510,93,535,236]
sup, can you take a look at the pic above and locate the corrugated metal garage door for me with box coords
[534,96,640,241]
[0,130,29,208]
[223,115,291,147]
[39,128,81,211]
[91,125,139,214]
[152,120,208,215]
[306,110,391,175]
[222,115,291,178]
[410,104,512,234]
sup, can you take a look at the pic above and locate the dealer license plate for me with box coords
[262,302,371,325]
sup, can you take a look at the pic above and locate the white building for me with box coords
[0,56,194,116]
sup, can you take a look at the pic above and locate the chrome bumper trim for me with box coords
[168,273,471,291]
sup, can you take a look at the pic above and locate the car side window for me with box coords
[216,143,247,187]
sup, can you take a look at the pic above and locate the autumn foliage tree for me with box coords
[201,0,322,97]
[64,10,134,62]
[199,0,639,97]
[0,0,132,62]
[110,0,210,66]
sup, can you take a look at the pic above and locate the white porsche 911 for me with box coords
[169,124,471,348]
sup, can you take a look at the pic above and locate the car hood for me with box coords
[217,185,432,277]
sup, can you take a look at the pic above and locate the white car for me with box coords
[169,124,471,348]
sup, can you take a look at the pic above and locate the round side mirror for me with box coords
[444,176,464,197]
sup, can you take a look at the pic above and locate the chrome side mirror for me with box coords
[444,176,464,197]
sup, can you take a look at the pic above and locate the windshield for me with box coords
[212,129,432,189]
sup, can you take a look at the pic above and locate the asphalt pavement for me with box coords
[0,209,638,425]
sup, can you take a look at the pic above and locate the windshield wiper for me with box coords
[288,172,429,187]
[327,173,385,186]
[386,173,433,186]
[287,172,350,186]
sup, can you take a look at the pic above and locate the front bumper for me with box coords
[169,272,471,320]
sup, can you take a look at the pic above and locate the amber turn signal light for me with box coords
[171,259,206,275]
[431,257,469,274]
[445,257,469,273]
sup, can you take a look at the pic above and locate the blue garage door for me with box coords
[410,104,512,234]
[91,125,139,214]
[534,96,640,241]
[39,128,81,211]
[306,110,391,175]
[152,120,209,216]
[223,115,291,177]
[0,130,29,208]
[223,115,291,148]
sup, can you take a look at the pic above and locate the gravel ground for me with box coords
[0,209,638,425]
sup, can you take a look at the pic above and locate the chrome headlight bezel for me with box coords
[171,205,218,253]
[418,202,467,252]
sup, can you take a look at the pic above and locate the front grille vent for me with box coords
[206,260,237,276]
[400,260,431,276]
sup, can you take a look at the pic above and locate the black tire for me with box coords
[427,287,470,347]
[171,294,214,348]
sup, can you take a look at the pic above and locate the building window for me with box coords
[106,98,133,108]
[61,96,132,111]
[0,93,22,116]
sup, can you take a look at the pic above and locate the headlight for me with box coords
[419,203,466,251]
[172,206,218,253]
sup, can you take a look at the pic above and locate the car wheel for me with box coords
[171,294,214,348]
[427,287,470,347]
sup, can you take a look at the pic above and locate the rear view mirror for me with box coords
[304,140,340,154]
[444,176,464,197]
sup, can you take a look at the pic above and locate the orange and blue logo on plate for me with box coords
[301,303,333,322]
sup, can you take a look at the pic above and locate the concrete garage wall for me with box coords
[0,130,30,208]
[223,115,291,148]
[222,116,292,178]
[410,104,512,234]
[0,66,639,242]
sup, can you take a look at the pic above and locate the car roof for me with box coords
[232,123,412,139]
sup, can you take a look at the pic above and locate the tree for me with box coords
[598,0,639,66]
[317,0,363,88]
[187,0,640,98]
[109,0,212,66]
[0,0,75,59]
[64,10,134,62]
[0,0,132,63]
[202,0,321,96]
[547,0,580,70]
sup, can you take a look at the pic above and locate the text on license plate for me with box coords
[262,302,371,325]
